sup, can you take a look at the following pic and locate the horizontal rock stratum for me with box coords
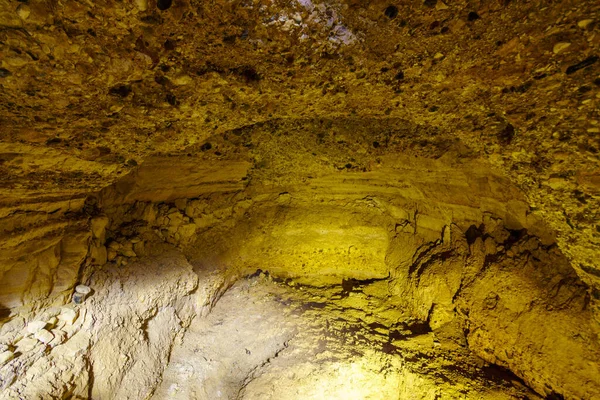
[0,1,599,399]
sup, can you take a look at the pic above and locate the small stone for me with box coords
[135,0,148,11]
[553,42,571,54]
[34,329,54,344]
[57,308,78,325]
[109,85,131,98]
[178,223,197,240]
[435,1,448,10]
[133,241,146,256]
[578,19,594,29]
[107,248,118,261]
[26,320,47,334]
[0,350,14,366]
[121,249,137,258]
[50,329,67,346]
[16,337,39,352]
[16,4,31,20]
[174,198,187,211]
[173,75,192,86]
[91,216,110,242]
[108,241,122,251]
[434,52,444,60]
[46,316,58,329]
[200,142,212,151]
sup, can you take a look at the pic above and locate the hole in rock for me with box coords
[156,0,172,11]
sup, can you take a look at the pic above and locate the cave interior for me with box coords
[0,0,599,399]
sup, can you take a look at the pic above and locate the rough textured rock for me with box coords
[155,277,540,400]
[1,0,599,399]
[0,250,213,400]
[1,0,599,286]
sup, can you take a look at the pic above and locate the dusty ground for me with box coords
[154,274,539,400]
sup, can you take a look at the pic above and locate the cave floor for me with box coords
[153,274,539,400]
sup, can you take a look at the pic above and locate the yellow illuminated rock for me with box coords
[1,0,599,399]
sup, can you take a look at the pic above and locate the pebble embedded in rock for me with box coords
[164,39,176,51]
[166,93,178,106]
[578,19,594,29]
[498,123,515,144]
[109,85,131,98]
[135,0,148,11]
[553,42,571,54]
[121,248,137,258]
[16,4,30,20]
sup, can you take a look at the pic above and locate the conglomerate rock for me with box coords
[1,0,599,285]
[1,0,599,399]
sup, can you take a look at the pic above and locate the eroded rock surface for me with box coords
[1,0,599,399]
[0,250,210,400]
[155,276,540,400]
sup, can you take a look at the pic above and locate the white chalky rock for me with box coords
[50,329,67,346]
[16,337,39,352]
[0,350,14,366]
[34,329,54,344]
[26,320,47,334]
[58,308,78,325]
[46,316,58,328]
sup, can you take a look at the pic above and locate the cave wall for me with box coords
[1,0,599,283]
[52,147,594,398]
[390,222,599,399]
[0,197,90,314]
[0,130,598,398]
[1,0,600,394]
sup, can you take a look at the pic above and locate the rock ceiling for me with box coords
[1,1,600,398]
[1,0,599,287]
